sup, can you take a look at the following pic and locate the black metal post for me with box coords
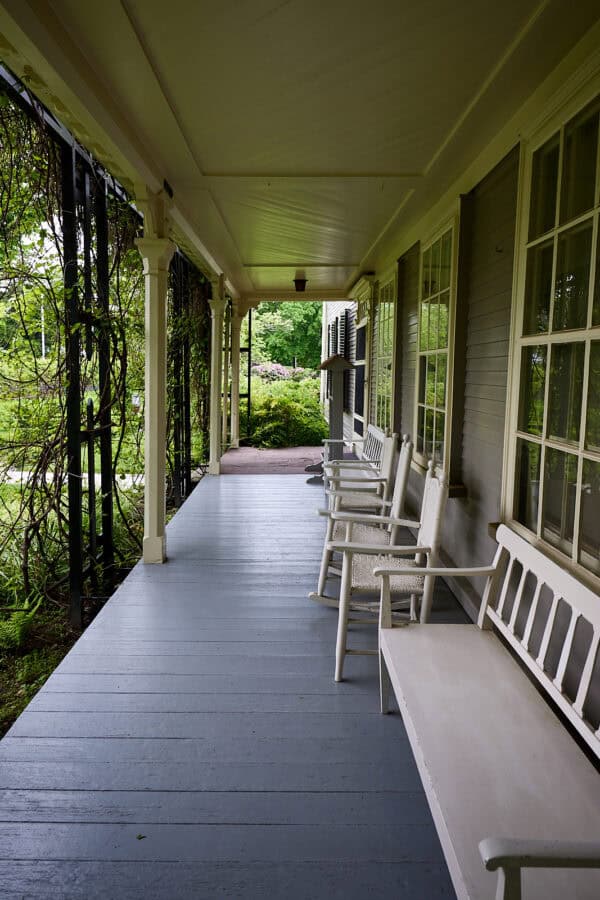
[182,261,192,496]
[62,143,83,629]
[94,176,114,577]
[86,398,98,594]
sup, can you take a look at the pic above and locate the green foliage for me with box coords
[0,603,76,736]
[250,302,322,369]
[0,597,41,651]
[249,376,327,448]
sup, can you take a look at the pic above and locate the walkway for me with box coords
[219,445,323,474]
[0,475,459,898]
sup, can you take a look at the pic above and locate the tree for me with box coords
[252,301,322,369]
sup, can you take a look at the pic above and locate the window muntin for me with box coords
[416,228,453,465]
[512,94,600,578]
[369,280,394,432]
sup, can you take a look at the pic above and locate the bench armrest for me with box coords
[479,838,600,900]
[327,541,430,556]
[480,837,600,871]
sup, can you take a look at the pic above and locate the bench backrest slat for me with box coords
[482,524,600,760]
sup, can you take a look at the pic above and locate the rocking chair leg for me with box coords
[317,517,335,595]
[335,552,352,682]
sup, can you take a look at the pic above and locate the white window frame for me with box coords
[414,217,459,471]
[505,76,600,586]
[369,273,396,433]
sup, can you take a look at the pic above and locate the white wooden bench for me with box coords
[376,524,600,900]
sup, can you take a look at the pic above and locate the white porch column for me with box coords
[222,303,230,449]
[136,236,175,563]
[209,276,227,474]
[230,302,242,448]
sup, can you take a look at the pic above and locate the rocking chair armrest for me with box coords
[327,475,387,485]
[330,511,419,527]
[374,564,498,578]
[479,837,600,872]
[326,486,381,497]
[327,541,431,556]
[324,461,378,472]
[316,507,332,518]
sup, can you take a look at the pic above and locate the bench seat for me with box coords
[381,623,600,900]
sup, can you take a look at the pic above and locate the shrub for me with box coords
[249,376,327,448]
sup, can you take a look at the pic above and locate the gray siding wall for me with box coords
[398,147,520,617]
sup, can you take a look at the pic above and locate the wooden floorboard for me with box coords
[0,474,458,898]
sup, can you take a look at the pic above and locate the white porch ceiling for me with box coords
[1,0,599,296]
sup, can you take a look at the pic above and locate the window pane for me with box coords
[579,458,600,576]
[553,223,592,331]
[593,226,600,327]
[426,356,436,406]
[523,240,553,335]
[434,412,445,464]
[438,291,450,348]
[428,301,438,350]
[542,448,578,554]
[430,239,441,296]
[425,409,434,458]
[436,354,447,408]
[560,101,599,225]
[529,133,559,240]
[417,406,425,454]
[422,247,432,299]
[440,231,452,291]
[419,301,428,350]
[547,342,585,443]
[518,345,546,436]
[418,356,426,404]
[586,341,600,451]
[514,439,541,532]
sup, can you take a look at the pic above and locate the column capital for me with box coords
[208,296,228,319]
[135,237,176,274]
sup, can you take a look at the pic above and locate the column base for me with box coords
[143,534,167,564]
[208,459,221,475]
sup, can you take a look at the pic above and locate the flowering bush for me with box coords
[251,362,305,380]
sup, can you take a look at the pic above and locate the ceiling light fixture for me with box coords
[293,276,307,292]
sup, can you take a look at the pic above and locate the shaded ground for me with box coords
[220,445,323,474]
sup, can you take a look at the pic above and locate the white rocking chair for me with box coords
[325,432,399,513]
[328,462,448,682]
[309,435,413,608]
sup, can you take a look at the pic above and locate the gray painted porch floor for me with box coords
[0,474,462,898]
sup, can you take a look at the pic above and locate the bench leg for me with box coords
[334,552,352,682]
[379,651,392,714]
[494,867,521,900]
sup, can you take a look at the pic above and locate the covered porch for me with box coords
[0,473,463,897]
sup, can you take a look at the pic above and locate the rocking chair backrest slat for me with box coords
[416,462,448,559]
[379,433,399,500]
[388,435,413,537]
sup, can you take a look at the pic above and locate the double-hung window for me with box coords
[369,279,394,432]
[416,226,454,466]
[510,94,600,577]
